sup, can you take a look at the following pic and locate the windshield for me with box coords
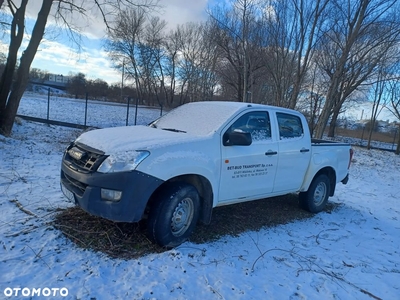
[151,102,245,136]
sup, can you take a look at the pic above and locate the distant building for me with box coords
[48,74,70,84]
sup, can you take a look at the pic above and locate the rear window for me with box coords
[276,113,303,139]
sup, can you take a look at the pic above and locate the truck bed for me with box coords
[311,138,350,146]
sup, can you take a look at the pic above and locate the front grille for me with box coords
[62,172,87,197]
[64,144,106,172]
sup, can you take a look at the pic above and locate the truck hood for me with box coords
[75,125,202,154]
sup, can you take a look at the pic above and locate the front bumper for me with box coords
[61,161,163,222]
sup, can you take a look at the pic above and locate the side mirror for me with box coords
[223,130,252,146]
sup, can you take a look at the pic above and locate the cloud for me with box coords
[2,0,214,84]
[160,0,209,29]
[31,37,122,83]
[21,0,211,39]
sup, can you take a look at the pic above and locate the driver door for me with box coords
[218,111,278,203]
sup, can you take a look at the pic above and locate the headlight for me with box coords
[97,150,150,173]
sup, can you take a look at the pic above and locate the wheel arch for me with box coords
[312,167,336,196]
[147,174,214,225]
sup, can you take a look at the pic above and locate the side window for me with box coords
[224,111,271,143]
[277,113,304,139]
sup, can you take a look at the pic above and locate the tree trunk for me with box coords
[313,75,343,139]
[0,0,27,130]
[0,0,53,136]
[396,126,400,155]
[314,103,331,138]
[327,119,336,138]
[314,0,371,139]
[366,120,375,150]
[327,104,342,137]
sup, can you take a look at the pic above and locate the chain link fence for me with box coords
[330,125,400,153]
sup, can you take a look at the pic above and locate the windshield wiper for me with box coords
[161,128,186,133]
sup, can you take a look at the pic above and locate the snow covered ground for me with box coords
[0,94,399,299]
[18,92,163,128]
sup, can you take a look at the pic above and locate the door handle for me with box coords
[300,148,310,153]
[265,151,278,156]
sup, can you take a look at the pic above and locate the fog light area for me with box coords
[101,189,122,201]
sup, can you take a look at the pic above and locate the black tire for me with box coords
[147,183,200,248]
[299,174,330,213]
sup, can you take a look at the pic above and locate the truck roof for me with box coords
[179,101,299,114]
[153,101,299,136]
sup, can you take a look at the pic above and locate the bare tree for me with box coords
[29,68,49,82]
[0,0,54,137]
[137,16,167,106]
[386,76,400,155]
[147,17,169,105]
[388,80,400,121]
[174,23,202,104]
[86,78,109,100]
[198,23,221,101]
[67,72,87,99]
[207,0,266,102]
[0,0,158,136]
[174,23,219,104]
[106,7,149,105]
[297,63,327,135]
[313,0,400,139]
[163,30,180,106]
[107,11,222,108]
[366,71,389,149]
[318,26,397,137]
[263,0,329,108]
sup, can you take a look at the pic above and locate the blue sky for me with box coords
[1,0,212,84]
[31,35,120,83]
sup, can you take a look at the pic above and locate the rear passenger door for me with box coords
[219,111,279,202]
[273,112,311,193]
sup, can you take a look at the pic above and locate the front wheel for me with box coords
[147,183,200,248]
[299,174,330,213]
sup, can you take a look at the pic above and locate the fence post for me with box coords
[126,97,130,126]
[392,128,397,150]
[47,88,50,120]
[360,126,365,146]
[134,97,139,125]
[84,93,88,127]
[396,124,400,155]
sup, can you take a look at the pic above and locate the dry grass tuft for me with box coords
[53,194,339,259]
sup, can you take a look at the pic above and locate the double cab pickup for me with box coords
[61,101,352,247]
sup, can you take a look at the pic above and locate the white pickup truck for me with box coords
[61,101,353,247]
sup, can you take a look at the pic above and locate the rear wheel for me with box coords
[147,183,200,248]
[299,174,330,213]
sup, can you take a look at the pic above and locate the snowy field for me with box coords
[0,93,399,299]
[17,92,163,128]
